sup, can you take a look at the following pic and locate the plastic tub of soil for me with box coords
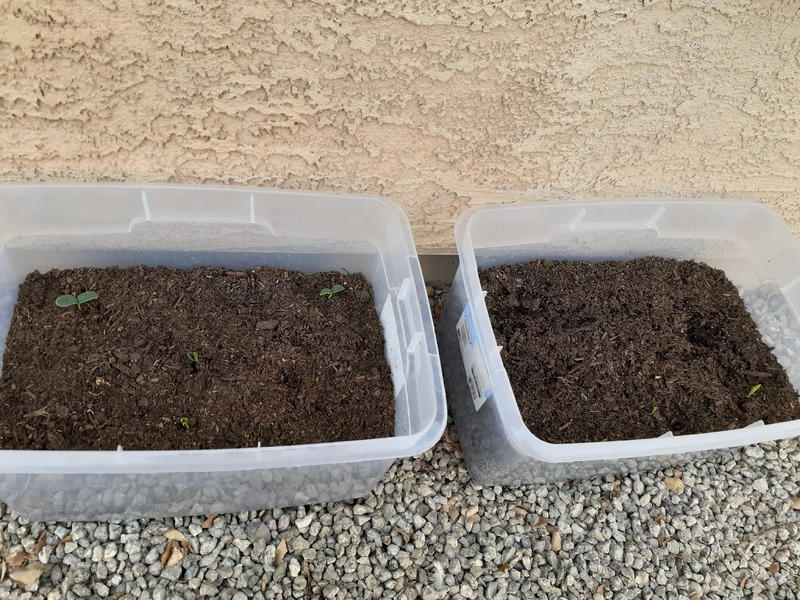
[439,200,800,484]
[0,184,446,520]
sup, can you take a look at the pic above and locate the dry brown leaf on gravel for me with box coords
[160,540,175,568]
[202,514,218,529]
[164,530,189,544]
[395,527,411,545]
[657,529,667,547]
[167,546,185,567]
[9,562,44,585]
[6,552,29,567]
[274,539,287,567]
[665,477,685,494]
[34,532,46,556]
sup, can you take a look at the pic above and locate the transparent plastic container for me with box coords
[440,201,800,484]
[0,184,446,520]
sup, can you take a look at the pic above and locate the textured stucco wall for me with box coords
[1,1,799,250]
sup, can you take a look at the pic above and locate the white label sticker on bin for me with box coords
[456,304,492,411]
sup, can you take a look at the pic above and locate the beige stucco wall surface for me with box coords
[1,1,798,250]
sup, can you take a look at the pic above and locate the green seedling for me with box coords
[320,284,346,298]
[187,351,200,373]
[651,406,658,415]
[747,384,762,398]
[55,291,99,310]
[180,417,190,430]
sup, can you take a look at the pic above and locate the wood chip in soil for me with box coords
[480,257,800,443]
[0,266,394,451]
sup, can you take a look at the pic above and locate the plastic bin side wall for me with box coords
[0,457,395,522]
[439,264,524,482]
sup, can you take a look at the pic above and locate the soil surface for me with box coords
[0,266,394,451]
[481,257,800,444]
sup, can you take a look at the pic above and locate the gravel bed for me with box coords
[2,288,800,599]
[1,435,800,599]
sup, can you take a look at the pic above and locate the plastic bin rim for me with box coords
[0,414,446,474]
[0,182,416,246]
[454,198,774,248]
[0,182,404,210]
[500,418,800,463]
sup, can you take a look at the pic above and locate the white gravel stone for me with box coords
[753,478,769,494]
[288,557,301,577]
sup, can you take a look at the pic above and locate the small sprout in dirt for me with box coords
[651,406,658,415]
[55,291,99,310]
[187,351,200,363]
[320,284,346,298]
[747,384,762,398]
[180,417,190,430]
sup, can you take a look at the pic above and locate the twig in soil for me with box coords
[23,407,50,419]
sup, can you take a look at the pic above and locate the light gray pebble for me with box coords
[322,584,340,599]
[152,586,167,600]
[71,583,92,598]
[109,525,123,540]
[161,565,182,581]
[199,537,217,555]
[103,543,117,560]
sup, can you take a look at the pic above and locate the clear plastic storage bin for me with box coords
[440,201,800,484]
[0,184,446,520]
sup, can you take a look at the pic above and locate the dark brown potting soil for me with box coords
[0,266,395,451]
[481,257,800,444]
